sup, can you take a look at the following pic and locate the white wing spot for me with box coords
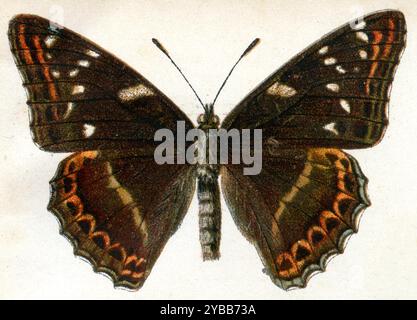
[340,99,351,113]
[387,83,393,97]
[28,109,33,125]
[352,20,366,30]
[356,31,369,43]
[318,46,329,55]
[266,82,297,98]
[86,49,100,58]
[324,57,337,65]
[63,102,74,118]
[45,53,52,60]
[354,66,360,73]
[326,83,340,92]
[44,35,57,48]
[69,69,79,77]
[72,85,85,95]
[118,84,155,101]
[336,65,346,74]
[77,60,90,67]
[51,70,60,78]
[384,101,389,119]
[323,122,339,135]
[359,50,368,59]
[83,124,95,137]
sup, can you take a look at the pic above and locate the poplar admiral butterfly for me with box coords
[8,10,406,290]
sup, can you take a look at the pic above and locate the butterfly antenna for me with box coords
[152,38,205,110]
[212,38,260,107]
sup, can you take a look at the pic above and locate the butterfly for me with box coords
[8,10,406,290]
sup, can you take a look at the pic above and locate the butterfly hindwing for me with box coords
[9,14,194,152]
[222,10,406,149]
[49,149,196,289]
[221,147,369,289]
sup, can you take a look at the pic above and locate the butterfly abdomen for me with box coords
[197,164,221,260]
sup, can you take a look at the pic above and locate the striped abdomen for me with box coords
[197,164,221,260]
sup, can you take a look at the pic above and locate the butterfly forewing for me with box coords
[222,10,406,149]
[8,14,194,152]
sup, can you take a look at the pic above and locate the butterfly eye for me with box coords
[213,115,220,124]
[197,114,206,124]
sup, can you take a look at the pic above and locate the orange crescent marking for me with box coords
[131,272,145,279]
[366,31,383,95]
[90,231,111,249]
[18,25,34,64]
[33,35,59,102]
[382,19,395,59]
[65,194,84,218]
[276,252,299,278]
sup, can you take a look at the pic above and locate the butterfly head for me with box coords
[197,103,219,129]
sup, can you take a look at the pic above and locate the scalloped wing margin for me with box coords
[270,154,370,290]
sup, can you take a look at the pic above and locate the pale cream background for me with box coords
[0,0,416,299]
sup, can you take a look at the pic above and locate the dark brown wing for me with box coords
[221,148,369,289]
[49,149,195,290]
[222,10,406,149]
[9,14,194,152]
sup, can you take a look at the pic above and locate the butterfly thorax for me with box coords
[196,104,222,260]
[197,104,221,163]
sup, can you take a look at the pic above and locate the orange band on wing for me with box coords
[18,25,34,64]
[382,19,395,59]
[32,35,58,102]
[366,31,383,95]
